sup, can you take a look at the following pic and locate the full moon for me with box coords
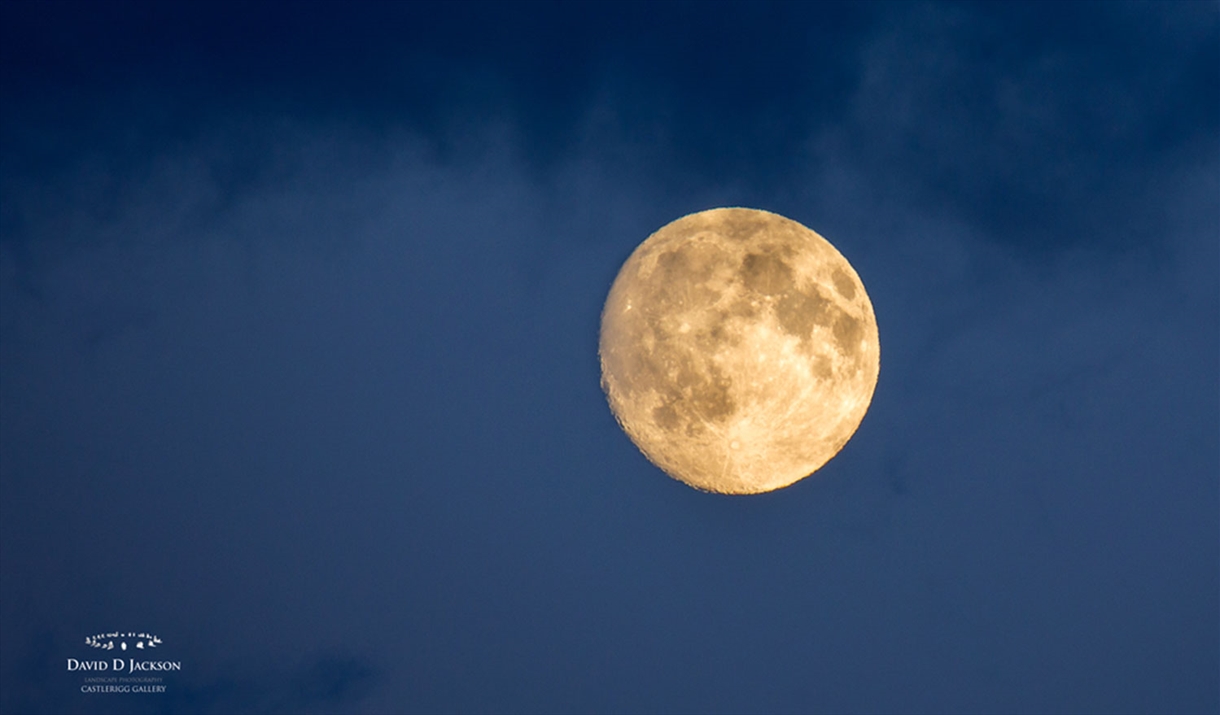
[599,208,880,494]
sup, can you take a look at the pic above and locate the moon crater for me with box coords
[600,208,880,494]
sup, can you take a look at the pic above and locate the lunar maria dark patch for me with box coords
[831,268,856,300]
[741,253,795,296]
[832,314,863,355]
[776,287,833,341]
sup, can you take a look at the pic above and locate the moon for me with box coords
[599,207,880,494]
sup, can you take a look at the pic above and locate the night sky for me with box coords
[1,2,1217,714]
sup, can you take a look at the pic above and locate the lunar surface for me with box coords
[599,208,879,494]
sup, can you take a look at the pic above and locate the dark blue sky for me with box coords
[1,2,1217,713]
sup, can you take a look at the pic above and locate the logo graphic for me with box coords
[84,632,162,651]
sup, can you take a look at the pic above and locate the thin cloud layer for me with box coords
[1,2,1216,713]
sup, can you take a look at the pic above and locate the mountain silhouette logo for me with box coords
[84,632,162,651]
